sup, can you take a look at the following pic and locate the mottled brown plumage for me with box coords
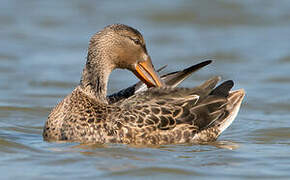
[43,24,245,144]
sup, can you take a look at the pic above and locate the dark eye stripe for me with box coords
[120,34,142,45]
[129,37,141,45]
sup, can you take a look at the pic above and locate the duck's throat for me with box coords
[80,58,111,102]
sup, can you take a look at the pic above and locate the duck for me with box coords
[43,24,245,144]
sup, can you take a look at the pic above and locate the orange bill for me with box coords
[133,56,164,88]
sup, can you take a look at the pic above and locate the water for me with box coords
[1,0,290,179]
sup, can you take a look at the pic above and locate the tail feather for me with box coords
[198,76,221,93]
[210,80,234,97]
[216,89,245,134]
[192,87,245,142]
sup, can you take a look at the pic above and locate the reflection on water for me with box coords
[1,0,290,179]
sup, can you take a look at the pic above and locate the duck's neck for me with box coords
[80,50,113,103]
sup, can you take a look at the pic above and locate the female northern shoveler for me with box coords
[43,24,245,144]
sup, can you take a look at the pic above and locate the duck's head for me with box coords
[87,24,163,88]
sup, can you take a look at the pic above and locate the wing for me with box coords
[111,76,233,132]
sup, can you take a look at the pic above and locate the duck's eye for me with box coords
[132,38,141,45]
